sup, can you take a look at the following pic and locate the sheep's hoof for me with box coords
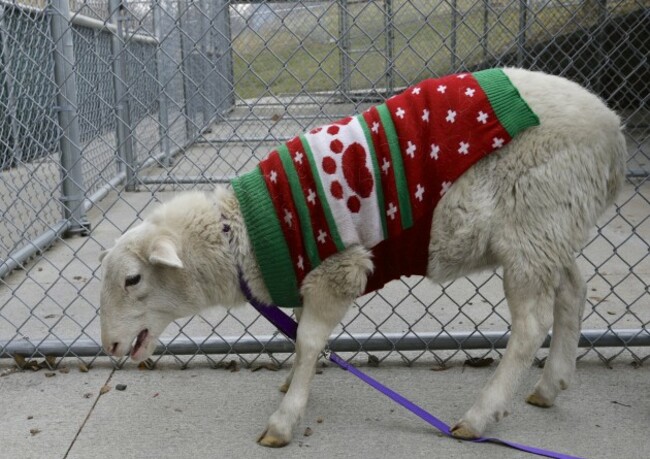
[526,392,554,408]
[450,421,479,440]
[257,429,290,448]
[279,382,290,393]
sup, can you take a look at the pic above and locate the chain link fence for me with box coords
[0,0,648,370]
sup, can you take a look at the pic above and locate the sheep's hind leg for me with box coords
[452,267,555,439]
[527,261,586,407]
[279,308,302,393]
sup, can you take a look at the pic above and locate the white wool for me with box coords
[99,68,626,445]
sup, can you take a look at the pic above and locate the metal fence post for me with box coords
[384,0,394,93]
[152,0,171,166]
[338,0,351,96]
[177,0,193,141]
[482,0,489,61]
[451,0,458,71]
[109,0,136,191]
[49,0,90,236]
[518,0,529,67]
[0,6,23,167]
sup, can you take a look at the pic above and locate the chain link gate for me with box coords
[0,0,648,370]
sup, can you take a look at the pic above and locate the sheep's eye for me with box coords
[125,274,141,288]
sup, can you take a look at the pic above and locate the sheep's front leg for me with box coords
[257,295,349,447]
[258,247,371,448]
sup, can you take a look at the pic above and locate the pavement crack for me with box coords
[62,368,116,459]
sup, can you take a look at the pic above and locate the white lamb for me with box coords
[99,68,626,447]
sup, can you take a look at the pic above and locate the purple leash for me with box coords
[238,270,584,459]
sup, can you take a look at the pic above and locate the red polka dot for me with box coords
[347,196,361,213]
[310,127,322,134]
[322,156,337,174]
[337,117,353,126]
[327,125,340,135]
[330,139,343,154]
[330,181,343,199]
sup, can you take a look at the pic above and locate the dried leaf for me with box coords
[27,415,33,420]
[367,354,380,367]
[99,384,111,395]
[43,314,56,319]
[59,367,70,374]
[430,365,449,372]
[73,276,82,281]
[464,357,495,368]
[83,393,93,399]
[13,354,26,369]
[250,362,279,372]
[316,417,324,424]
[29,428,41,436]
[28,360,40,371]
[44,372,56,378]
[303,427,313,437]
[116,384,127,391]
[45,355,56,370]
[138,358,155,370]
[79,363,89,373]
[270,113,283,122]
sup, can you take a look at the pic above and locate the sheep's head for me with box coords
[99,222,195,362]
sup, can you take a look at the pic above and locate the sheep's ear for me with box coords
[148,238,183,269]
[98,250,108,263]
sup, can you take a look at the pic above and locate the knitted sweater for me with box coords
[232,68,540,307]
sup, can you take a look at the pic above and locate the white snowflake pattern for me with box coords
[458,141,470,155]
[412,87,421,95]
[406,141,417,158]
[381,157,391,175]
[307,188,316,205]
[297,256,304,271]
[440,181,452,196]
[294,151,304,164]
[317,229,327,244]
[386,202,398,220]
[415,184,425,202]
[477,111,489,124]
[395,107,406,119]
[445,110,457,123]
[457,74,468,79]
[372,121,380,133]
[422,109,430,122]
[437,84,447,94]
[284,209,293,227]
[269,170,278,183]
[492,137,505,148]
[430,144,440,160]
[465,87,476,97]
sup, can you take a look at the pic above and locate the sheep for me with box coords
[99,68,626,447]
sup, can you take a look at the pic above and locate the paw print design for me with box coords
[319,118,374,213]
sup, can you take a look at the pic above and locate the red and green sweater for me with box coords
[232,68,540,307]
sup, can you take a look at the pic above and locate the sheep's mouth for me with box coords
[130,329,149,358]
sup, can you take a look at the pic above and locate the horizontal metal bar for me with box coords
[138,175,236,185]
[70,12,157,45]
[1,329,648,358]
[626,169,649,178]
[0,220,70,279]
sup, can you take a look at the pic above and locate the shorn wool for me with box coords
[232,68,540,307]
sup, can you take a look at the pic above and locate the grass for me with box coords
[231,0,642,100]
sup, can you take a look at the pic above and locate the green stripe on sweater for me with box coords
[299,134,345,251]
[472,68,540,138]
[357,114,388,240]
[277,144,321,269]
[377,103,413,229]
[231,167,302,307]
